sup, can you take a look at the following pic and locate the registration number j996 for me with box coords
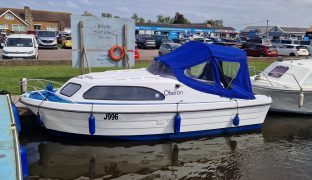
[104,113,119,120]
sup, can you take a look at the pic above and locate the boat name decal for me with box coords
[104,113,119,120]
[164,90,183,96]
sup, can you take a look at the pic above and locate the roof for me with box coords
[136,22,235,31]
[0,7,71,28]
[155,41,255,99]
[0,10,27,25]
[7,34,34,38]
[241,26,274,33]
[279,27,308,33]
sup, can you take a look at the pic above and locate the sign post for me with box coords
[71,16,135,70]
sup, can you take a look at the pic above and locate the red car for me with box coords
[245,45,278,57]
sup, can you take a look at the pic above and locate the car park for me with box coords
[1,34,38,59]
[136,35,156,49]
[159,42,181,55]
[245,44,278,57]
[36,30,58,49]
[277,44,309,56]
[61,36,72,49]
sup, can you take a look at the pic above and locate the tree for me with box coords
[82,11,93,16]
[146,19,153,23]
[131,13,138,21]
[157,15,173,24]
[137,17,145,23]
[131,13,145,23]
[101,13,112,18]
[205,19,224,27]
[172,12,190,24]
[113,16,120,18]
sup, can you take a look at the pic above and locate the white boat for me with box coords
[251,59,312,114]
[20,42,271,140]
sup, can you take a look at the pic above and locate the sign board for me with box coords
[71,15,135,68]
[135,26,215,33]
[168,32,179,39]
[248,29,257,38]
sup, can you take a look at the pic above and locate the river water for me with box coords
[20,112,312,180]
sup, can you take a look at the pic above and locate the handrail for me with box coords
[255,70,302,91]
[248,66,257,76]
[21,78,77,104]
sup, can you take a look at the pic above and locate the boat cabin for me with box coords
[257,60,312,86]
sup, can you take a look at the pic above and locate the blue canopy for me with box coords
[155,41,255,99]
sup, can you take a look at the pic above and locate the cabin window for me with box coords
[60,83,81,97]
[268,66,289,78]
[184,62,215,85]
[83,86,165,101]
[217,61,240,89]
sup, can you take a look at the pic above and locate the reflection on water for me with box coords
[22,113,312,180]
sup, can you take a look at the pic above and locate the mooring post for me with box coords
[20,78,27,94]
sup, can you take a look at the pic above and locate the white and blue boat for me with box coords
[20,42,271,140]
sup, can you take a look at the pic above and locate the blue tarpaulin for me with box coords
[155,41,255,99]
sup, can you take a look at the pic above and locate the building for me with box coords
[240,26,274,38]
[241,25,308,40]
[268,26,308,40]
[135,23,238,40]
[0,6,71,32]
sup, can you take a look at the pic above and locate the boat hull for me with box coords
[253,86,312,114]
[23,100,270,140]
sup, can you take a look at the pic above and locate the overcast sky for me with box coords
[1,0,312,30]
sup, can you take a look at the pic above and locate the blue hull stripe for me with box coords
[47,124,262,141]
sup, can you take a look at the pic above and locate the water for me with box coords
[20,112,312,180]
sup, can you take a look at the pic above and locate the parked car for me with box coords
[271,39,300,48]
[178,38,190,44]
[159,42,181,56]
[57,32,69,44]
[299,40,312,55]
[277,44,309,56]
[36,30,58,49]
[151,35,173,48]
[136,35,156,49]
[242,39,271,50]
[61,36,72,49]
[245,45,278,57]
[1,34,38,59]
[193,38,214,44]
[0,32,7,48]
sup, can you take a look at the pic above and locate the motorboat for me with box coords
[251,59,312,114]
[20,41,271,140]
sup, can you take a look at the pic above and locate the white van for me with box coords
[271,39,300,48]
[1,34,38,60]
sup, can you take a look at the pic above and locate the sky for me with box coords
[1,0,312,30]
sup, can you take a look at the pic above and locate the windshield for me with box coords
[65,36,72,40]
[6,38,33,47]
[144,37,154,40]
[300,41,310,45]
[37,31,56,37]
[147,61,174,76]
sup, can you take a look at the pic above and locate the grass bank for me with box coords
[0,61,272,95]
